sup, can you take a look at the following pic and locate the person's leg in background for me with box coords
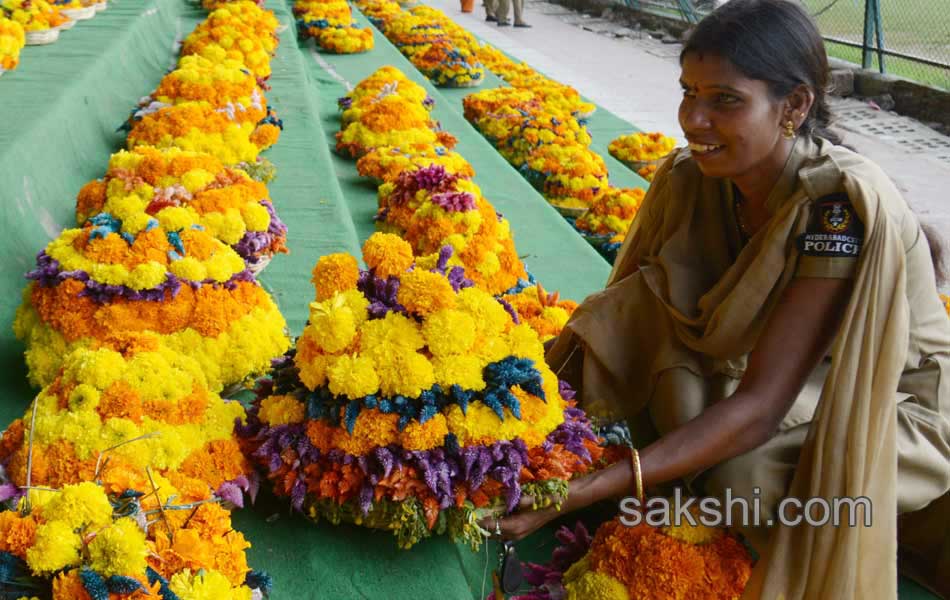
[512,0,531,27]
[483,0,497,22]
[494,0,510,26]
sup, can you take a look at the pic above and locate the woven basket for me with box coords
[94,1,107,11]
[62,5,96,20]
[57,18,76,30]
[25,28,60,45]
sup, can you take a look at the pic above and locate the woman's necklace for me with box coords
[733,194,752,240]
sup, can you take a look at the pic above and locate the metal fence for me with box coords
[614,0,950,90]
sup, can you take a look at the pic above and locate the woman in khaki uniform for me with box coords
[488,1,950,598]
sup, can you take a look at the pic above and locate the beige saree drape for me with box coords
[547,136,950,599]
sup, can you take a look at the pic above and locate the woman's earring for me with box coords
[783,120,796,139]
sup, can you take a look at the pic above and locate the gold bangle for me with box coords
[630,448,644,506]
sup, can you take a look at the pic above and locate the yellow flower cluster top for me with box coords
[575,187,646,242]
[295,0,375,54]
[609,131,677,163]
[180,1,279,80]
[1,0,67,31]
[335,67,457,158]
[0,17,24,71]
[75,146,287,266]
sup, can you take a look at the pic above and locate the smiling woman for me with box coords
[490,1,950,599]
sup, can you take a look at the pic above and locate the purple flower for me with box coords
[430,191,476,212]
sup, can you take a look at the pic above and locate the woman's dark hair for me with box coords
[681,0,841,144]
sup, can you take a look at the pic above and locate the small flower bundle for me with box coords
[499,514,753,600]
[0,481,271,599]
[522,143,609,213]
[575,187,645,243]
[637,163,657,182]
[239,234,603,550]
[409,39,484,88]
[356,143,474,185]
[13,210,290,391]
[501,284,578,343]
[0,336,255,505]
[0,16,24,71]
[335,66,456,159]
[338,65,432,127]
[294,0,374,54]
[608,131,677,168]
[376,165,526,295]
[126,102,268,166]
[381,11,447,58]
[75,146,288,272]
[353,0,402,29]
[139,54,282,148]
[2,0,67,32]
[180,1,279,81]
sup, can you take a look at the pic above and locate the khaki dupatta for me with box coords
[547,136,908,599]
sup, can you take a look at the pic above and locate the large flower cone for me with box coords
[238,233,602,550]
[0,334,256,504]
[13,211,290,391]
[76,146,288,272]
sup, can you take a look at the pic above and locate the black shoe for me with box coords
[497,19,510,26]
[486,14,497,21]
[513,21,532,27]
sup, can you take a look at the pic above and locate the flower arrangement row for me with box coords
[2,1,291,597]
[294,0,374,54]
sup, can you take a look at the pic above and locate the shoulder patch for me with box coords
[796,192,865,258]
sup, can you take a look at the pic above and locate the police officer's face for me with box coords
[677,52,791,180]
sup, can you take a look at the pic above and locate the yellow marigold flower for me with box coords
[376,351,435,398]
[565,570,629,600]
[26,521,82,575]
[431,354,486,391]
[660,504,723,545]
[306,296,358,353]
[126,262,167,291]
[311,253,360,301]
[327,354,380,399]
[88,517,148,577]
[67,383,101,412]
[358,312,424,355]
[506,323,546,365]
[44,482,114,530]
[169,568,250,600]
[455,287,510,337]
[422,309,476,356]
[296,346,335,391]
[362,232,413,278]
[397,270,456,316]
[157,206,198,231]
[258,394,306,425]
[170,256,209,281]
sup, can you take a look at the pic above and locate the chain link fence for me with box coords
[612,0,950,90]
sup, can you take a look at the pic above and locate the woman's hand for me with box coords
[481,495,565,541]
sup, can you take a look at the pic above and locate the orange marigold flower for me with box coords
[0,511,37,558]
[362,232,413,278]
[397,270,456,316]
[76,179,107,224]
[311,253,360,301]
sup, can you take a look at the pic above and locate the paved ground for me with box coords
[423,0,950,291]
